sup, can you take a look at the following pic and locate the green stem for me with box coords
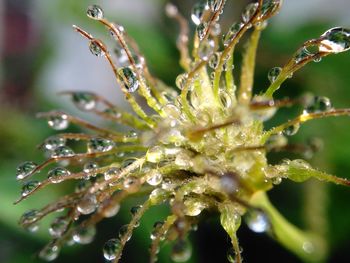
[250,191,327,263]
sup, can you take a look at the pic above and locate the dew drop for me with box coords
[130,205,142,216]
[87,137,115,153]
[171,239,192,262]
[89,40,105,57]
[191,2,208,26]
[73,226,96,244]
[319,27,350,53]
[197,22,208,41]
[117,67,139,92]
[245,209,270,233]
[220,173,238,194]
[150,221,164,240]
[223,22,244,47]
[210,22,221,36]
[267,67,282,83]
[294,47,312,64]
[39,242,60,262]
[16,161,37,180]
[83,162,99,175]
[72,92,96,111]
[21,181,40,196]
[19,209,41,225]
[51,146,75,158]
[48,167,71,183]
[184,199,206,216]
[146,146,165,163]
[49,217,69,238]
[207,0,223,12]
[77,194,97,215]
[304,96,332,114]
[242,2,259,23]
[146,171,163,186]
[103,238,121,261]
[86,5,104,20]
[198,39,215,60]
[47,113,69,130]
[104,167,121,180]
[283,123,300,136]
[259,0,281,20]
[43,136,66,151]
[175,73,188,90]
[209,52,221,69]
[219,89,232,108]
[118,224,130,240]
[150,188,168,204]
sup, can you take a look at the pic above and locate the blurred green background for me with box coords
[1,0,350,262]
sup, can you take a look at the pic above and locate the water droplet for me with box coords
[77,194,97,215]
[304,96,332,114]
[171,239,192,262]
[283,123,300,136]
[21,181,40,196]
[118,224,130,241]
[72,92,96,111]
[130,205,142,216]
[83,162,99,175]
[223,22,244,47]
[123,176,141,193]
[219,90,232,108]
[150,188,168,204]
[184,199,206,216]
[89,40,105,57]
[87,137,115,153]
[197,22,208,41]
[49,217,69,238]
[319,27,350,53]
[161,178,176,191]
[146,171,163,186]
[198,39,215,60]
[16,161,37,180]
[75,180,91,193]
[19,209,41,225]
[191,2,208,26]
[245,209,270,233]
[210,22,221,36]
[73,226,96,244]
[51,146,75,158]
[294,47,312,64]
[104,167,121,180]
[150,221,164,240]
[175,73,188,90]
[302,241,315,254]
[209,52,221,69]
[102,203,120,218]
[242,2,258,23]
[227,247,237,263]
[43,136,66,151]
[207,0,223,12]
[48,167,71,183]
[39,242,60,262]
[267,67,282,83]
[117,67,139,93]
[259,0,281,20]
[146,146,165,163]
[103,238,121,261]
[47,113,69,130]
[86,5,104,20]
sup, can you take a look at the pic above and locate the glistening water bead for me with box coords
[89,40,105,57]
[267,67,282,83]
[117,67,140,93]
[87,137,115,153]
[48,167,71,183]
[21,181,40,196]
[242,2,258,23]
[47,113,69,130]
[77,194,98,215]
[319,27,350,53]
[103,238,122,261]
[72,92,96,111]
[245,209,270,233]
[16,161,37,180]
[86,5,104,20]
[191,2,208,26]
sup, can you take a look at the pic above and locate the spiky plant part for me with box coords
[16,1,350,262]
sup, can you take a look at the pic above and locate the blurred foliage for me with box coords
[1,1,350,262]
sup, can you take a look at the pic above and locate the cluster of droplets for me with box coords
[15,1,350,263]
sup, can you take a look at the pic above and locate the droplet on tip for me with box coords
[103,238,122,261]
[16,161,37,180]
[242,2,259,23]
[86,5,104,20]
[319,27,350,53]
[21,181,40,197]
[267,67,282,83]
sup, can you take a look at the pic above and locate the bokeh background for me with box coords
[1,0,350,262]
